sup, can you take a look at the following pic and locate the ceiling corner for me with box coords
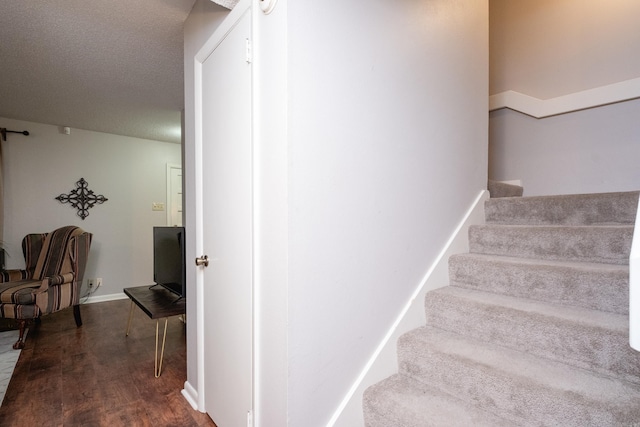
[210,0,240,10]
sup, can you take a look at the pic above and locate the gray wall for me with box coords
[490,0,640,98]
[489,100,640,196]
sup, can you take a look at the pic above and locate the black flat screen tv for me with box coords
[153,226,186,299]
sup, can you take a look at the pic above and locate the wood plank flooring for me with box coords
[0,298,216,426]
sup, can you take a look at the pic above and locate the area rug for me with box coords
[0,330,23,406]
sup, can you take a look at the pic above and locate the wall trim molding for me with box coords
[489,77,640,118]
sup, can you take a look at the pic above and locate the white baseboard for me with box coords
[80,292,129,304]
[182,380,202,412]
[328,190,490,427]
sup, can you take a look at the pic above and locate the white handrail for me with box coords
[489,77,640,118]
[630,193,640,351]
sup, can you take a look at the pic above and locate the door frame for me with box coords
[192,0,255,416]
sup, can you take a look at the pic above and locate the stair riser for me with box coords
[448,254,629,314]
[398,336,639,426]
[484,191,639,225]
[488,180,523,199]
[424,290,640,384]
[469,225,633,264]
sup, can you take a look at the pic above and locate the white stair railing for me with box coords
[630,193,640,351]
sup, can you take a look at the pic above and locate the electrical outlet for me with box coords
[96,278,102,288]
[88,279,95,287]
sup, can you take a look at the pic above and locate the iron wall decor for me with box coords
[56,178,108,220]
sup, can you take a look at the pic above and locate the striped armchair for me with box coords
[0,226,92,349]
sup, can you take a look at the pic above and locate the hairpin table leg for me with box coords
[155,318,169,378]
[125,300,135,336]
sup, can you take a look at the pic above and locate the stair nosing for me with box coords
[449,252,630,272]
[470,224,634,230]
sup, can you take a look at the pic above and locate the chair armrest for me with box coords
[34,272,77,314]
[0,269,31,283]
[40,272,75,289]
[47,272,75,286]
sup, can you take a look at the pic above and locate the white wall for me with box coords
[253,2,289,426]
[1,117,181,299]
[286,1,488,425]
[489,0,640,196]
[183,1,488,425]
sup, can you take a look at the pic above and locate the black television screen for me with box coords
[153,226,186,299]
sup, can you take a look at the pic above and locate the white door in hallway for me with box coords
[167,164,183,226]
[199,8,253,427]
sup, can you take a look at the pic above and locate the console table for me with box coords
[124,285,185,377]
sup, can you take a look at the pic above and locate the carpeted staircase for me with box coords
[363,190,640,426]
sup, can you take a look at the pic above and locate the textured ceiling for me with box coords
[0,0,200,144]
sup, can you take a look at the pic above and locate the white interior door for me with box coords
[199,9,253,427]
[167,164,183,226]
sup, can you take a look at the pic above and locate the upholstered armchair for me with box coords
[0,226,92,349]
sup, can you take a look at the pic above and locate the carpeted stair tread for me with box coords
[448,253,629,314]
[362,190,640,425]
[485,190,639,225]
[424,286,640,383]
[398,326,640,426]
[363,374,514,427]
[469,224,633,264]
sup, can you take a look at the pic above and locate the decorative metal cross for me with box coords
[56,178,108,220]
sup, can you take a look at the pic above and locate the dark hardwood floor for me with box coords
[0,298,216,426]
